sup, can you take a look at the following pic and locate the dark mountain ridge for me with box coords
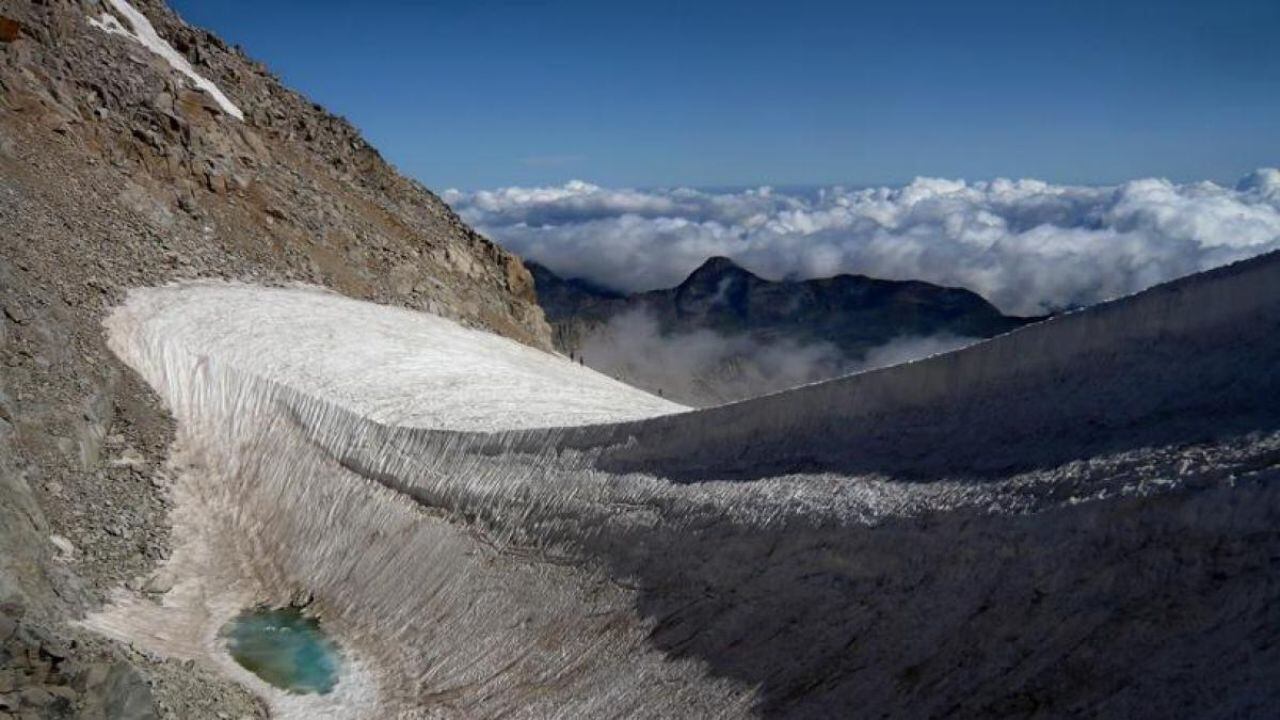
[531,256,1035,358]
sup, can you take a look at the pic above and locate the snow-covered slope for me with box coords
[87,252,1280,718]
[111,283,684,431]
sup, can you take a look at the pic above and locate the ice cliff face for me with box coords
[89,251,1280,718]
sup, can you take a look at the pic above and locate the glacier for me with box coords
[84,251,1280,718]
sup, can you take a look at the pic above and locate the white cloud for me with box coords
[445,169,1280,315]
[576,308,976,406]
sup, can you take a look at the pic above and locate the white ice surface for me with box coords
[88,0,245,121]
[119,282,686,430]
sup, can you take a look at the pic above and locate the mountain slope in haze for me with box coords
[0,1,549,716]
[531,257,1038,405]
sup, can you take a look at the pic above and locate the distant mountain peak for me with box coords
[681,256,758,286]
[693,255,748,274]
[528,254,1033,387]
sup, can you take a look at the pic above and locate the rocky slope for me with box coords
[0,0,550,717]
[532,256,1035,404]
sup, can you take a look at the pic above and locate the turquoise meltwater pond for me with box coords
[222,607,342,695]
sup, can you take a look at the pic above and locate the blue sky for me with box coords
[172,0,1279,190]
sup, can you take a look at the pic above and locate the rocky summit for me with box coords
[0,0,548,717]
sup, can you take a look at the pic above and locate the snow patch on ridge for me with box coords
[88,0,244,121]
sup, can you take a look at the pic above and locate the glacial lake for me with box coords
[222,607,341,695]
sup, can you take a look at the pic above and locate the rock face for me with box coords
[532,257,1034,404]
[0,600,158,720]
[0,0,548,346]
[0,0,549,716]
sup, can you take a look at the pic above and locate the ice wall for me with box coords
[88,253,1280,718]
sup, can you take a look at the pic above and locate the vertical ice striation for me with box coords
[87,252,1280,718]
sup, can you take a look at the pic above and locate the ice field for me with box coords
[86,252,1280,718]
